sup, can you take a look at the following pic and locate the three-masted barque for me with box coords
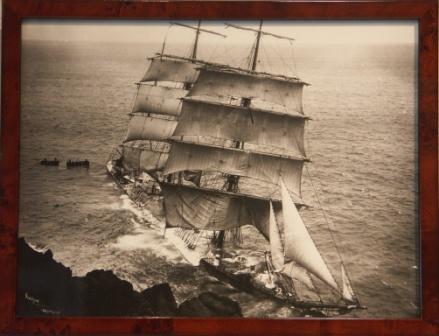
[108,21,365,316]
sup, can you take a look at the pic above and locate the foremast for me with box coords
[120,21,225,178]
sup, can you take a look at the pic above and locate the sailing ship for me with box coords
[108,21,365,315]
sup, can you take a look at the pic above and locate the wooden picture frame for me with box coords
[1,0,437,334]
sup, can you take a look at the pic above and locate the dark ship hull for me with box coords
[199,259,365,316]
[106,158,164,219]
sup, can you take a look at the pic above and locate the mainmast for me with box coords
[250,20,263,71]
[161,22,307,256]
[156,22,362,310]
[191,20,201,60]
[216,20,294,250]
[170,21,226,61]
[224,21,263,194]
[226,20,295,72]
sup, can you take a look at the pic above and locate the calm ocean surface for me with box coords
[19,39,418,318]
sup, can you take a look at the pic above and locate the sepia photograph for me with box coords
[17,19,419,319]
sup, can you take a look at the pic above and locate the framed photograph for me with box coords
[1,0,437,335]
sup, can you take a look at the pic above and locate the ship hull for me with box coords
[199,259,365,316]
[106,159,164,219]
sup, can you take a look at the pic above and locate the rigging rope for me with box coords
[307,270,324,304]
[282,120,349,300]
[260,44,273,74]
[160,25,171,57]
[246,38,258,70]
[269,39,295,78]
[302,135,361,302]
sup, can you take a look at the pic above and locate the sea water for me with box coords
[19,40,418,318]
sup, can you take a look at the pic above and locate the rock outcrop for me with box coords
[16,238,241,317]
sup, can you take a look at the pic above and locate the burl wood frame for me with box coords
[1,0,437,335]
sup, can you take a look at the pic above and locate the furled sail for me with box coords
[280,180,339,291]
[161,183,252,230]
[132,84,187,116]
[140,58,200,83]
[269,201,284,271]
[164,140,304,198]
[188,67,305,114]
[122,142,169,172]
[341,264,356,302]
[124,113,178,142]
[174,98,306,156]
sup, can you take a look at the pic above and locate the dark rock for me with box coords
[69,270,139,316]
[16,238,180,316]
[138,283,178,316]
[17,238,73,314]
[17,238,243,318]
[178,292,242,317]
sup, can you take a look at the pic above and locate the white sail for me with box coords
[122,141,169,172]
[282,262,315,290]
[174,98,306,157]
[281,262,322,302]
[164,141,304,198]
[269,201,284,271]
[161,183,251,230]
[132,84,187,116]
[139,148,169,171]
[121,144,142,171]
[188,67,305,114]
[280,180,339,291]
[341,264,356,302]
[124,113,177,142]
[140,58,199,84]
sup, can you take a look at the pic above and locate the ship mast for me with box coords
[171,21,226,61]
[224,20,264,194]
[226,20,295,72]
[216,21,263,251]
[250,20,263,71]
[215,20,296,252]
[123,22,226,180]
[191,20,201,60]
[167,21,226,185]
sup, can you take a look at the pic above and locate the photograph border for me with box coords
[1,0,438,334]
